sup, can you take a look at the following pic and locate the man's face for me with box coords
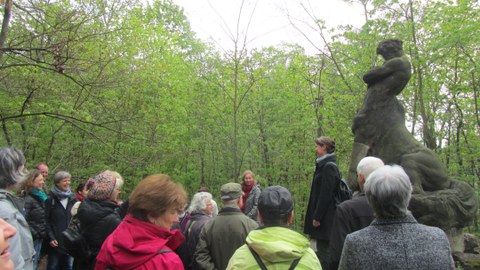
[38,165,49,178]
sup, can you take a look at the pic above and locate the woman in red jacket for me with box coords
[95,174,187,270]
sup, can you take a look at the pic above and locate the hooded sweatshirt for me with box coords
[226,226,322,270]
[95,214,185,270]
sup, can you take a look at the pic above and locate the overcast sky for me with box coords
[171,0,366,54]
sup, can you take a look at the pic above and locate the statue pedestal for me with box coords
[446,227,465,254]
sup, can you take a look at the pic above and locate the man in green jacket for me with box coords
[227,186,322,270]
[195,183,258,270]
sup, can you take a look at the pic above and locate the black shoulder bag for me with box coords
[61,214,93,261]
[247,243,301,270]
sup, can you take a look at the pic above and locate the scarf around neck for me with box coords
[241,183,254,212]
[31,189,48,202]
[51,186,72,200]
[316,152,336,164]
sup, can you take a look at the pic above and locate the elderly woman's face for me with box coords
[56,178,71,192]
[0,218,16,270]
[151,208,181,230]
[204,199,213,215]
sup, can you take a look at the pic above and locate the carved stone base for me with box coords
[453,232,480,270]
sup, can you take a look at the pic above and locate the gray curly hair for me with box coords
[0,147,27,188]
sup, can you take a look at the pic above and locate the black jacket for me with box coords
[24,193,47,240]
[45,192,77,255]
[74,198,121,270]
[328,193,374,270]
[77,198,121,252]
[304,153,339,240]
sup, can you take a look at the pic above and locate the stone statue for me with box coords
[348,39,478,232]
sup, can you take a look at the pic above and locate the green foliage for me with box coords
[1,0,478,232]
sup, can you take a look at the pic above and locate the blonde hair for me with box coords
[104,170,124,190]
[241,170,256,181]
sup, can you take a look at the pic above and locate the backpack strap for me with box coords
[247,243,302,270]
[247,243,268,270]
[186,220,197,239]
[326,161,342,190]
[157,249,171,254]
[288,258,301,270]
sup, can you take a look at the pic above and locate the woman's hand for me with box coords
[49,239,58,247]
[313,219,320,227]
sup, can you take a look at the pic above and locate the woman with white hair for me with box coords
[338,165,455,270]
[183,192,214,269]
[45,171,77,270]
[0,147,35,270]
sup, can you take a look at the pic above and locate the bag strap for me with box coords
[247,244,268,270]
[186,220,197,239]
[326,161,342,192]
[247,243,301,270]
[289,258,301,270]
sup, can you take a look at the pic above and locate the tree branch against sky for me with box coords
[172,0,365,54]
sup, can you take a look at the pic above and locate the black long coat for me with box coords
[45,192,77,255]
[303,153,339,240]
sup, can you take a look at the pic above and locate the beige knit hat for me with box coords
[87,171,117,201]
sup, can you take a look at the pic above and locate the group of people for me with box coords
[0,146,126,270]
[303,136,455,270]
[0,137,456,270]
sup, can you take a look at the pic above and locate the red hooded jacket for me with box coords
[95,214,185,270]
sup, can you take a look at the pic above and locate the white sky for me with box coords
[171,0,366,54]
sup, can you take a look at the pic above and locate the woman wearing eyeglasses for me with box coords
[95,174,187,270]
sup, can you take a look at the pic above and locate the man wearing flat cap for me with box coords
[227,186,321,269]
[195,183,258,270]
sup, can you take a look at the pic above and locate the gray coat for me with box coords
[243,183,260,221]
[0,189,35,270]
[338,214,455,270]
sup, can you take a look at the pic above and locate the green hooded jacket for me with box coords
[227,226,322,270]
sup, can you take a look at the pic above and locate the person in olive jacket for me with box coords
[19,169,48,270]
[74,171,123,270]
[45,171,77,270]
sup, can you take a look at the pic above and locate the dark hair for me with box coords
[76,182,86,193]
[314,136,336,153]
[261,214,290,227]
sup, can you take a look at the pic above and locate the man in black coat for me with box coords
[328,156,384,270]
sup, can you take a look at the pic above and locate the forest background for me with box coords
[1,0,479,233]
